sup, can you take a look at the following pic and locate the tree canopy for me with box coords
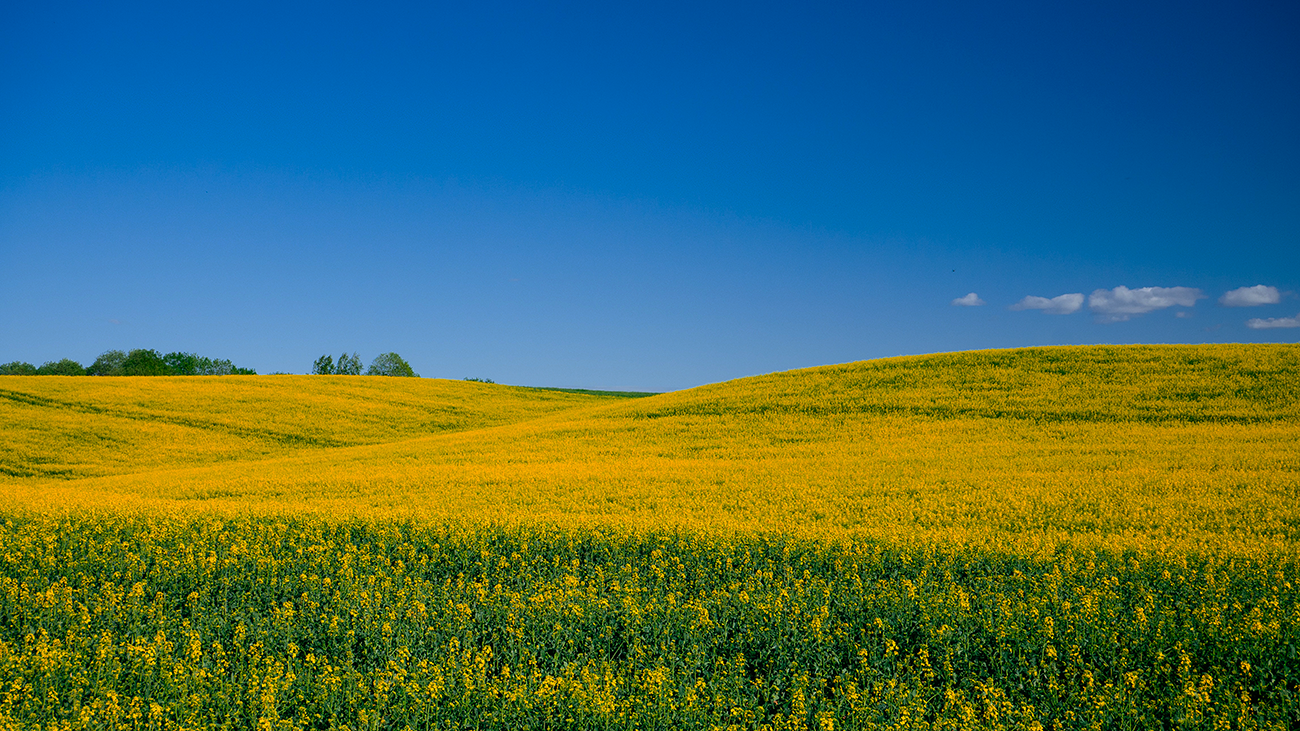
[313,352,418,377]
[312,352,363,375]
[86,350,127,376]
[121,349,172,376]
[367,352,418,377]
[0,361,38,375]
[2,350,255,376]
[38,359,86,376]
[162,352,254,375]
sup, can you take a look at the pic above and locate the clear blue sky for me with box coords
[3,1,1297,391]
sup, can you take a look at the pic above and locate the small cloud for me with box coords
[1088,286,1205,322]
[1010,293,1084,315]
[1220,285,1280,307]
[951,292,985,306]
[1246,312,1300,329]
[1175,311,1192,318]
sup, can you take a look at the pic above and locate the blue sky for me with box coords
[2,1,1297,391]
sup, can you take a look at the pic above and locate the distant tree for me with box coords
[163,352,255,375]
[84,349,252,376]
[464,377,495,384]
[86,350,127,376]
[367,352,418,377]
[36,359,86,376]
[163,352,201,375]
[121,349,172,376]
[335,352,363,375]
[0,361,38,375]
[313,353,362,375]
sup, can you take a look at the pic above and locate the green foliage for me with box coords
[335,352,363,375]
[36,359,86,376]
[367,352,418,377]
[120,348,173,376]
[314,353,363,375]
[464,376,496,384]
[83,349,254,376]
[162,351,203,375]
[86,350,127,376]
[0,361,38,375]
[0,515,1294,729]
[312,354,335,375]
[163,351,255,375]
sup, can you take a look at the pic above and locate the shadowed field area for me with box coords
[0,376,625,480]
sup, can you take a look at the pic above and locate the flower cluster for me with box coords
[0,516,1294,729]
[0,344,1296,727]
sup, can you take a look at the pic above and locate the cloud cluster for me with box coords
[1087,286,1204,322]
[967,283,1290,329]
[1009,293,1083,315]
[1219,285,1280,307]
[1246,313,1300,330]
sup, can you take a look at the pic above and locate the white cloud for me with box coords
[1087,286,1205,322]
[1009,293,1084,315]
[1220,285,1280,307]
[951,292,985,306]
[1246,313,1300,329]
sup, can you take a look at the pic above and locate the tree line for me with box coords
[0,349,256,376]
[312,352,418,377]
[1,349,422,377]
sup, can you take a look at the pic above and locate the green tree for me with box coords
[163,352,253,375]
[367,352,418,377]
[163,352,202,375]
[86,349,253,376]
[335,352,363,375]
[86,350,127,376]
[312,355,335,375]
[0,361,38,375]
[36,359,86,376]
[121,349,173,376]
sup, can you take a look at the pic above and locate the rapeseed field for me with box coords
[0,344,1296,729]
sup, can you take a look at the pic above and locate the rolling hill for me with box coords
[2,343,1297,728]
[3,343,1296,552]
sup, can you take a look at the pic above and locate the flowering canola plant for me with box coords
[0,344,1296,728]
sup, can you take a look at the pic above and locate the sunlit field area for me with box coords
[1,344,1297,729]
